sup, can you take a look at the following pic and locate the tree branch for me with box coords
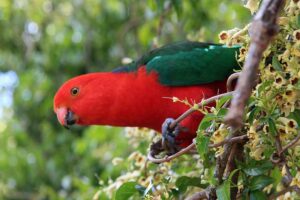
[185,186,216,200]
[280,131,300,155]
[225,0,284,129]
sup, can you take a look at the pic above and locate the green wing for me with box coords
[114,41,240,86]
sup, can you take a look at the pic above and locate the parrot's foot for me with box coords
[161,118,182,155]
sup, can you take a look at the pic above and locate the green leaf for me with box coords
[115,182,140,200]
[175,176,207,193]
[272,56,283,72]
[197,114,215,131]
[171,0,182,17]
[216,169,239,200]
[257,80,273,95]
[249,175,274,191]
[243,161,273,176]
[270,167,282,186]
[250,190,267,200]
[268,118,278,136]
[248,107,260,125]
[297,14,300,28]
[155,0,164,12]
[196,134,210,158]
[217,108,228,118]
[216,95,232,110]
[216,179,230,200]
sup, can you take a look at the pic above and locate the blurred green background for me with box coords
[0,0,250,199]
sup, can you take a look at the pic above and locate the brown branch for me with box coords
[280,131,300,155]
[185,190,207,200]
[268,185,300,200]
[225,0,284,129]
[209,134,247,148]
[147,140,195,163]
[170,91,234,130]
[226,72,240,92]
[185,186,216,200]
[215,129,241,183]
[273,133,293,186]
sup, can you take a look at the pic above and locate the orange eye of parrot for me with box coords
[71,87,79,96]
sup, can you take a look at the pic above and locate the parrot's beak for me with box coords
[56,107,78,129]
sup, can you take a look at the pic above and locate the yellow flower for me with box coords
[289,76,299,86]
[238,47,247,62]
[218,28,240,44]
[250,146,265,160]
[274,75,286,88]
[293,29,300,42]
[291,42,300,57]
[244,0,259,14]
[112,157,124,166]
[211,128,228,144]
[278,17,290,26]
[277,117,298,134]
[280,101,295,116]
[291,171,300,188]
[276,124,289,140]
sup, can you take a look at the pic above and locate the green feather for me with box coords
[115,41,240,86]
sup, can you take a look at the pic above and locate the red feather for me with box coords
[54,66,227,146]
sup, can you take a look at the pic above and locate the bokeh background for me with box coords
[0,0,250,199]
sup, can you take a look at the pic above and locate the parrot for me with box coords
[53,41,239,149]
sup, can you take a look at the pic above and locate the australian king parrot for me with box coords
[53,41,239,149]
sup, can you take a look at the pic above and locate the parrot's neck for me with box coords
[76,66,227,133]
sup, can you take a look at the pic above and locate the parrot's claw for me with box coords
[161,118,182,155]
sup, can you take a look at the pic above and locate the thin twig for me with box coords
[147,141,195,163]
[225,0,284,129]
[209,134,247,148]
[169,91,234,129]
[226,72,240,92]
[274,133,293,186]
[280,131,300,155]
[185,190,207,200]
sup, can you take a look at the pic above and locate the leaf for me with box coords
[155,0,164,12]
[248,107,260,125]
[115,182,140,200]
[249,175,274,191]
[250,190,267,200]
[257,80,273,95]
[175,176,207,193]
[216,169,239,200]
[243,161,273,176]
[171,0,182,17]
[217,108,228,118]
[135,185,146,195]
[270,166,282,186]
[272,56,283,72]
[216,179,230,200]
[196,134,210,158]
[216,95,232,110]
[297,14,300,28]
[197,114,215,131]
[268,118,277,136]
